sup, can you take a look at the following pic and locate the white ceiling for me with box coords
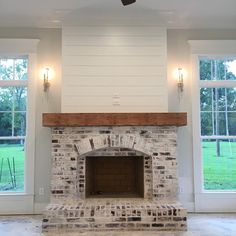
[0,0,236,28]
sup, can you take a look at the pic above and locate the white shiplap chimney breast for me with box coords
[61,26,167,112]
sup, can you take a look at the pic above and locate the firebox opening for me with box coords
[86,156,144,198]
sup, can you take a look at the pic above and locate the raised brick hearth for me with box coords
[42,113,187,232]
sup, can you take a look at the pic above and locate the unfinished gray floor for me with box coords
[0,214,236,236]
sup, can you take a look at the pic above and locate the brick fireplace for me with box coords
[42,113,187,232]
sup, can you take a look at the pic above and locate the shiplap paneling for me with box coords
[63,86,166,97]
[63,46,166,56]
[63,55,165,66]
[63,36,165,46]
[63,66,166,77]
[62,95,166,113]
[64,76,165,87]
[63,26,166,36]
[62,26,167,112]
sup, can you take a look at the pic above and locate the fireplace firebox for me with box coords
[86,155,144,198]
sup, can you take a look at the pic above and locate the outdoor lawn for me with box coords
[0,144,24,192]
[202,140,236,190]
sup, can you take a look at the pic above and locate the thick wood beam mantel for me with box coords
[42,113,187,127]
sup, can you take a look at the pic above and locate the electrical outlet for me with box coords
[178,187,183,193]
[39,187,44,195]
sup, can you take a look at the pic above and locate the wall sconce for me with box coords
[177,68,184,93]
[43,67,50,92]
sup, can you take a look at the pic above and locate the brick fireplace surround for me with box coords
[42,113,187,232]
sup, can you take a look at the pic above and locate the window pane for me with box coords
[0,140,25,192]
[227,88,236,111]
[228,112,236,135]
[0,87,13,111]
[14,87,27,111]
[215,88,226,111]
[14,112,26,136]
[0,112,12,136]
[0,87,27,137]
[226,60,236,80]
[217,112,226,135]
[200,59,212,80]
[202,139,236,190]
[0,59,14,80]
[0,58,28,80]
[201,87,236,136]
[0,87,27,112]
[200,59,236,81]
[14,59,28,80]
[200,88,213,111]
[201,112,213,136]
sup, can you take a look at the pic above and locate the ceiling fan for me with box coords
[121,0,136,6]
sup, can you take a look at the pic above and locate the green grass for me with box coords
[0,144,24,192]
[202,140,236,190]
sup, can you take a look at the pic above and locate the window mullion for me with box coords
[0,80,27,87]
[200,80,236,88]
[0,136,25,140]
[201,135,236,139]
[12,89,15,137]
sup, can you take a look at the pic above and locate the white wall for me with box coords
[62,26,168,112]
[167,29,236,211]
[0,28,61,209]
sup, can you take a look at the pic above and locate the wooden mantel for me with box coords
[42,113,187,127]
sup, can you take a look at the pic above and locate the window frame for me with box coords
[0,39,39,214]
[190,40,236,212]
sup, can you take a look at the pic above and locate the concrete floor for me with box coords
[0,214,236,236]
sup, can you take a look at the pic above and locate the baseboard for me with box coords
[34,202,48,214]
[184,202,195,212]
[178,193,195,212]
[0,194,34,215]
[194,193,236,212]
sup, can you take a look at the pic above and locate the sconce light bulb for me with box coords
[43,67,50,92]
[44,68,49,79]
[177,68,184,93]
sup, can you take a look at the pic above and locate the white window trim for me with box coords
[0,39,39,214]
[189,40,236,212]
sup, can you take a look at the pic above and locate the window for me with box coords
[0,58,28,192]
[0,39,38,214]
[199,58,236,190]
[190,40,236,212]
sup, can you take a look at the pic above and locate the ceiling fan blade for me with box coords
[121,0,136,6]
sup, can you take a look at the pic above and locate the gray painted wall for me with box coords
[1,28,236,211]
